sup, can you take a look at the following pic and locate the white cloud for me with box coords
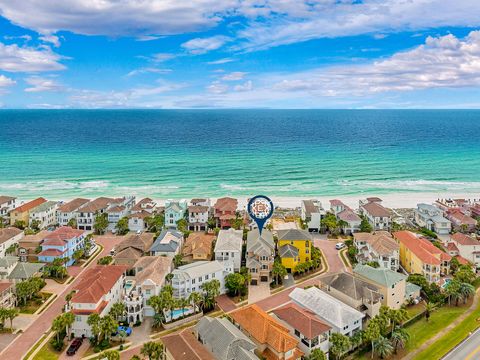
[4,34,32,42]
[126,67,172,77]
[181,36,231,54]
[207,58,235,65]
[0,0,237,36]
[39,34,61,47]
[206,81,228,94]
[0,74,15,91]
[151,53,176,62]
[221,71,247,81]
[234,80,252,91]
[235,0,480,51]
[267,31,480,96]
[0,42,65,72]
[24,76,64,92]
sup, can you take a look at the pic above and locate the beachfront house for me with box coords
[0,196,16,218]
[290,286,365,336]
[354,231,400,271]
[38,227,87,266]
[188,199,210,231]
[447,210,477,233]
[9,197,47,226]
[301,200,325,232]
[75,197,117,231]
[150,229,183,257]
[68,265,127,338]
[277,229,312,273]
[414,203,451,235]
[171,260,233,299]
[214,228,243,272]
[0,227,24,257]
[359,198,391,231]
[214,197,238,229]
[56,198,90,227]
[272,303,331,357]
[29,201,58,229]
[246,229,275,285]
[164,200,187,229]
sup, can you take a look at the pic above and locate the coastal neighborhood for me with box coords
[0,194,479,360]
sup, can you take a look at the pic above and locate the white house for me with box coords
[354,232,400,271]
[29,201,58,229]
[214,228,243,272]
[0,196,16,217]
[0,228,24,257]
[128,211,151,233]
[301,200,325,232]
[359,198,391,231]
[290,286,365,336]
[107,196,136,232]
[150,230,183,257]
[127,256,173,319]
[164,200,187,229]
[171,261,233,299]
[76,197,116,231]
[448,233,480,269]
[414,203,451,235]
[69,265,127,338]
[188,199,210,232]
[56,198,90,227]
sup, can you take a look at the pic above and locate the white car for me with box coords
[335,242,346,250]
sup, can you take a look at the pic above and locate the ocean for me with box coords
[1,109,480,201]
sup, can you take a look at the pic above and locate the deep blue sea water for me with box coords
[0,109,479,199]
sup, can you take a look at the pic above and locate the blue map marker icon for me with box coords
[247,195,274,235]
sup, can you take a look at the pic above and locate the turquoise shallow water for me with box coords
[0,109,479,199]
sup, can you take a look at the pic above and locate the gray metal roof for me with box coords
[290,286,365,329]
[172,261,224,281]
[247,229,274,255]
[277,229,312,241]
[279,244,299,258]
[7,262,44,280]
[196,317,257,360]
[150,229,182,253]
[321,272,382,302]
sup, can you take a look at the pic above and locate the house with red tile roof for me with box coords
[162,328,215,360]
[394,231,451,283]
[9,197,47,226]
[0,282,15,309]
[69,265,127,338]
[447,209,477,232]
[229,304,303,360]
[214,197,238,229]
[272,303,331,357]
[57,198,90,227]
[447,233,480,269]
[38,226,87,266]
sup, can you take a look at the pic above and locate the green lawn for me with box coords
[33,343,59,360]
[413,301,480,360]
[405,303,469,352]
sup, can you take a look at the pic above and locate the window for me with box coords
[294,329,300,337]
[192,279,196,284]
[205,274,209,280]
[76,316,81,322]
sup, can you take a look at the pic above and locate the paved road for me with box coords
[313,235,348,273]
[443,328,480,360]
[0,235,123,360]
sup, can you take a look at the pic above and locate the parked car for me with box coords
[335,242,346,250]
[112,325,132,337]
[66,338,83,356]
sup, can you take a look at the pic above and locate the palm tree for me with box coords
[188,291,203,313]
[173,254,184,268]
[329,332,351,360]
[165,273,174,284]
[5,308,18,331]
[389,307,408,332]
[152,313,164,328]
[109,302,126,322]
[365,318,381,358]
[52,315,65,343]
[373,336,393,359]
[87,313,102,342]
[459,282,475,304]
[445,279,462,306]
[424,301,438,322]
[100,315,118,342]
[306,348,327,360]
[391,326,409,354]
[350,330,365,350]
[140,341,163,360]
[272,259,287,285]
[62,312,75,338]
[102,350,120,360]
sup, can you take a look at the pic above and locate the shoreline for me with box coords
[9,191,480,210]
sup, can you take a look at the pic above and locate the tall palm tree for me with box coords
[188,291,203,313]
[140,341,163,360]
[390,308,409,332]
[391,326,409,354]
[373,336,393,359]
[424,301,438,322]
[62,312,75,338]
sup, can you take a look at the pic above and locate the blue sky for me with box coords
[0,1,479,108]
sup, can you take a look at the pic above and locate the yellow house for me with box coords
[277,229,312,272]
[393,230,449,283]
[9,197,46,226]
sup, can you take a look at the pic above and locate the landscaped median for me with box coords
[413,299,480,360]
